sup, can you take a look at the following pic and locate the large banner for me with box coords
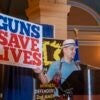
[0,13,42,69]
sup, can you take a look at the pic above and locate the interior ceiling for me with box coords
[0,0,100,20]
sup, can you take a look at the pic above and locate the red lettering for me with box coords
[31,38,39,52]
[18,35,30,49]
[32,52,41,66]
[8,34,20,48]
[23,50,32,64]
[0,30,42,68]
[0,45,42,67]
[23,50,42,66]
[0,46,9,61]
[0,30,8,45]
[10,48,22,62]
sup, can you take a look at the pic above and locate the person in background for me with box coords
[34,39,80,99]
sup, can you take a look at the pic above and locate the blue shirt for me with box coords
[47,58,80,96]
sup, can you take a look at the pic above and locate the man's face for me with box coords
[63,45,76,60]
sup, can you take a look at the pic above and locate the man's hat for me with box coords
[61,39,75,48]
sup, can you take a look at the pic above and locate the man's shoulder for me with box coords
[52,60,60,64]
[51,60,61,66]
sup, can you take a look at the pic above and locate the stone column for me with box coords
[26,0,70,39]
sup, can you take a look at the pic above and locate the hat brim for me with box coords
[61,43,76,49]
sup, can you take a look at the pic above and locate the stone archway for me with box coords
[67,1,100,41]
[68,1,100,25]
[67,1,100,67]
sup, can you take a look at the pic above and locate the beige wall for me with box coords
[26,0,69,39]
[79,45,100,67]
[26,0,100,67]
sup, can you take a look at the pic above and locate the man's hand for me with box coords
[33,68,43,74]
[33,68,49,84]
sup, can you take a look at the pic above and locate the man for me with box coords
[34,39,80,98]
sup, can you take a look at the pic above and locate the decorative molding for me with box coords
[68,25,100,32]
[79,41,100,46]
